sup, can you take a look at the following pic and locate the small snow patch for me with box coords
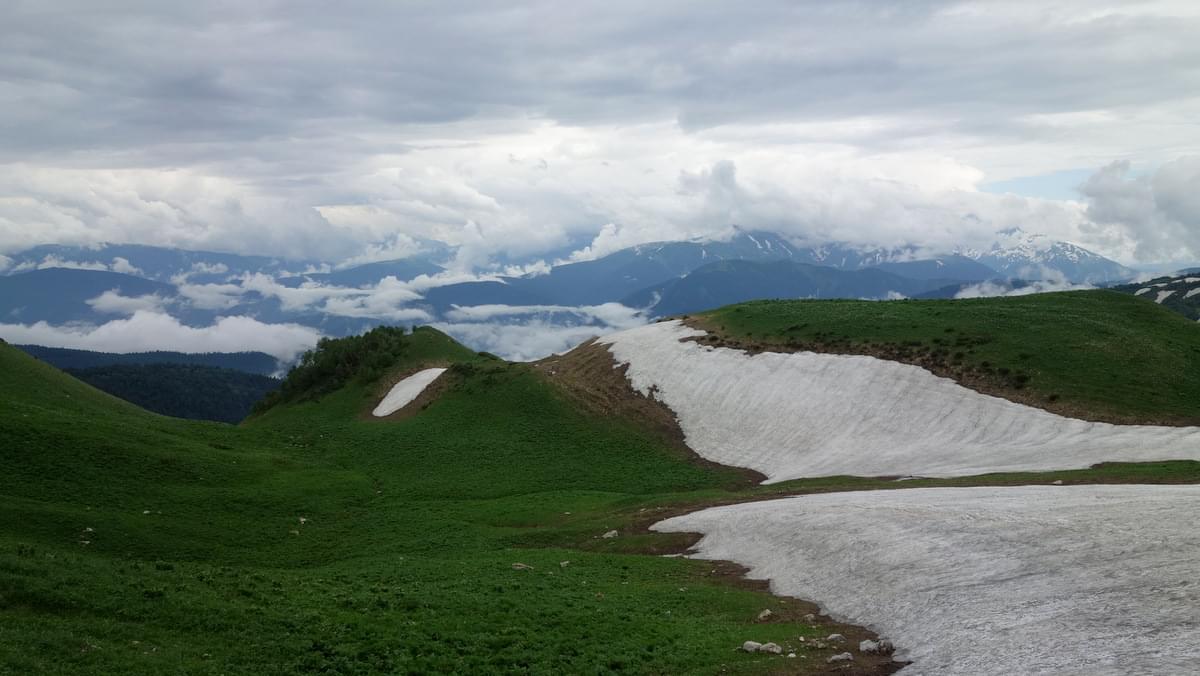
[1155,290,1176,303]
[372,368,447,417]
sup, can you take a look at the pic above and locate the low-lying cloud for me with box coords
[953,279,1093,299]
[85,290,168,315]
[0,311,321,362]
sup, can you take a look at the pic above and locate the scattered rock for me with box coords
[298,516,308,524]
[142,510,151,515]
[827,633,845,642]
[600,530,619,539]
[741,640,763,653]
[759,642,783,654]
[803,613,817,622]
[1052,479,1064,485]
[787,652,797,658]
[511,562,534,571]
[288,529,300,536]
[559,560,570,568]
[828,652,854,663]
[756,608,774,621]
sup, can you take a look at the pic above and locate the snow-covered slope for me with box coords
[653,485,1200,675]
[372,367,447,417]
[597,321,1200,481]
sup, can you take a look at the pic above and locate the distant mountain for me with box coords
[504,230,803,305]
[17,345,280,375]
[957,229,1134,284]
[3,243,309,283]
[0,268,175,324]
[4,243,448,286]
[502,230,1001,306]
[286,257,444,288]
[871,255,997,282]
[65,363,280,423]
[623,259,958,317]
[1111,274,1200,321]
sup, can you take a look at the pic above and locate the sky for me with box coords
[2,0,1200,270]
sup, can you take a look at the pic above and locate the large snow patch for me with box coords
[654,485,1200,675]
[372,367,447,417]
[597,321,1200,481]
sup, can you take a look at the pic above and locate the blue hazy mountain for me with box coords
[623,259,961,317]
[16,345,280,375]
[0,268,175,324]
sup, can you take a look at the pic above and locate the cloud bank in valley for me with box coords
[0,312,321,363]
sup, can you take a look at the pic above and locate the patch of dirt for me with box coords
[683,316,1198,427]
[360,362,458,422]
[533,339,766,486]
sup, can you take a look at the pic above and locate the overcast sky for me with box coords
[3,0,1199,267]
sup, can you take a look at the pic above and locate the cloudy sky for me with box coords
[3,0,1199,268]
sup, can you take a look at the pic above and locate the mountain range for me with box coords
[0,229,1141,360]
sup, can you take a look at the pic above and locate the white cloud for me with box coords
[0,311,321,362]
[953,279,1093,299]
[2,2,1199,268]
[434,320,620,362]
[435,302,648,361]
[177,282,245,310]
[109,257,142,275]
[190,261,229,275]
[85,290,167,315]
[1081,157,1200,264]
[27,254,110,272]
[443,302,644,326]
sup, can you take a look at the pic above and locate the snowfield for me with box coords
[597,321,1200,481]
[653,485,1200,675]
[372,367,447,417]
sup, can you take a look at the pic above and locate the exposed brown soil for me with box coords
[533,339,767,486]
[683,315,1199,427]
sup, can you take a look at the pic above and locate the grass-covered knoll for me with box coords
[1,336,875,675]
[253,325,476,413]
[695,290,1200,425]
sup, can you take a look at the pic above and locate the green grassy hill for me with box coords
[4,293,1199,674]
[0,330,836,675]
[695,290,1200,424]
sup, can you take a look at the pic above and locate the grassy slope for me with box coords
[0,334,827,675]
[699,290,1200,424]
[5,293,1199,674]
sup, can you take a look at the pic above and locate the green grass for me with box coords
[700,290,1200,423]
[0,336,824,675]
[3,291,1199,674]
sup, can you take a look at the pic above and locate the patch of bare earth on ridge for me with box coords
[534,339,766,486]
[682,315,1199,427]
[535,341,907,674]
